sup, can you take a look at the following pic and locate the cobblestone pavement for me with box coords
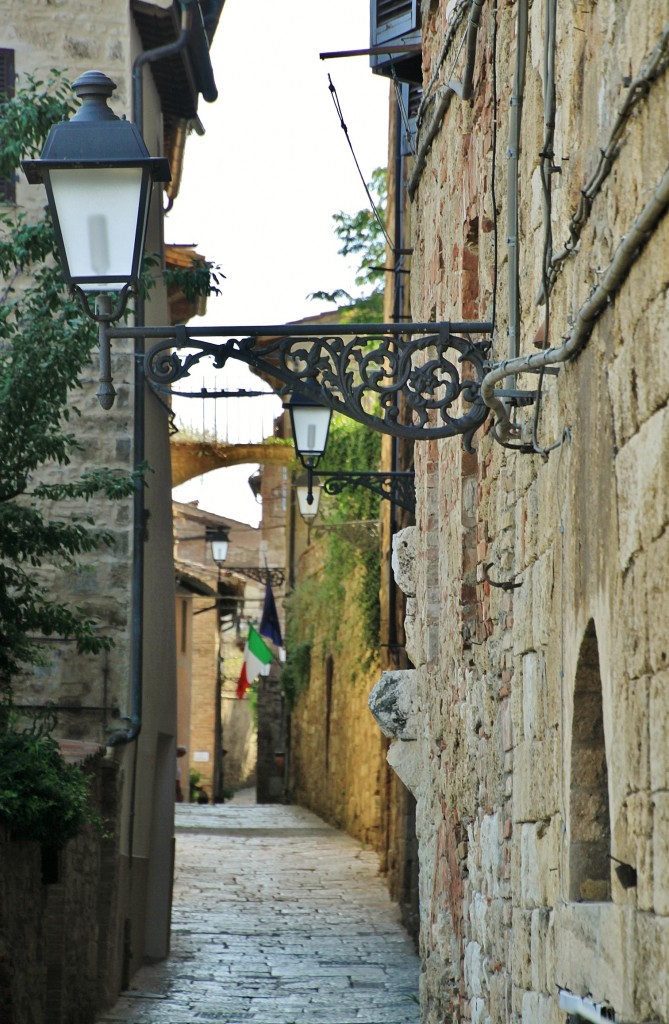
[97,794,420,1024]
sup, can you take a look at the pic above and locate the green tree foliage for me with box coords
[0,71,142,690]
[308,167,387,322]
[0,701,102,845]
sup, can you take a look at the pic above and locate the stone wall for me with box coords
[380,1,669,1021]
[288,540,388,845]
[0,753,122,1024]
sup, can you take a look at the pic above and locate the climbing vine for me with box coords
[282,415,382,697]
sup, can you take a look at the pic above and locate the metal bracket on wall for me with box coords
[101,320,494,450]
[317,470,416,513]
[222,567,286,588]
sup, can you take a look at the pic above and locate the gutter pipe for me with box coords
[107,1,196,747]
[506,0,528,375]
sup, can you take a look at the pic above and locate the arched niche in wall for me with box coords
[569,619,612,902]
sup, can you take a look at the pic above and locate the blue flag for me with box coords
[259,577,283,647]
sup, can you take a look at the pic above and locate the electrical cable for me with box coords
[481,161,669,441]
[327,75,393,253]
[417,0,470,119]
[531,0,558,455]
[546,24,669,294]
[391,73,417,157]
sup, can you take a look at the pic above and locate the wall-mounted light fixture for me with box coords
[23,71,493,448]
[179,526,285,587]
[23,71,170,404]
[287,392,415,515]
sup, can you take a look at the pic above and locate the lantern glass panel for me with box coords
[291,403,331,460]
[210,538,229,563]
[296,480,321,521]
[50,167,145,290]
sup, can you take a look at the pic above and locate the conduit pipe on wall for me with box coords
[407,0,486,199]
[506,0,529,376]
[481,163,669,441]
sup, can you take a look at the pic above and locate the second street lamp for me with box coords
[286,394,416,514]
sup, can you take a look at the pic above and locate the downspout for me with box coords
[481,163,669,440]
[388,98,404,662]
[107,0,196,748]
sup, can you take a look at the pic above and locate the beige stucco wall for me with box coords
[385,1,669,1021]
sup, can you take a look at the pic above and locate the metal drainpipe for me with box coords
[506,0,529,384]
[387,97,404,663]
[107,1,195,748]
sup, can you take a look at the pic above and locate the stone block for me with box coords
[521,990,560,1024]
[522,650,546,741]
[644,530,669,674]
[616,406,669,571]
[520,819,561,908]
[632,912,669,1022]
[392,526,418,597]
[652,792,669,916]
[368,670,418,741]
[511,908,533,989]
[513,735,560,823]
[555,903,632,1008]
[386,738,421,797]
[649,668,669,792]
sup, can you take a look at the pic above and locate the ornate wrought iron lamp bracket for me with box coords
[102,320,493,449]
[223,566,286,588]
[318,471,416,513]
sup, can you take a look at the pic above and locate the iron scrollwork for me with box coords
[139,322,493,449]
[319,472,415,514]
[223,567,285,587]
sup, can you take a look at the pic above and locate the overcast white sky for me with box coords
[166,0,390,525]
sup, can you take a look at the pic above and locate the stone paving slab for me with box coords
[97,798,419,1024]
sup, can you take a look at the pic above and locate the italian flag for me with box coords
[236,625,273,699]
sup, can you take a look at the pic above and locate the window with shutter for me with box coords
[370,0,422,85]
[400,83,422,156]
[0,49,15,204]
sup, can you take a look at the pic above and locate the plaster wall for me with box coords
[394,1,669,1021]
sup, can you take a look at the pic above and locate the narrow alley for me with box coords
[97,795,420,1024]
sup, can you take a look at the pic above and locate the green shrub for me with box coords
[0,706,100,846]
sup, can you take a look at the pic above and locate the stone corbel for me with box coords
[392,526,420,667]
[368,669,420,796]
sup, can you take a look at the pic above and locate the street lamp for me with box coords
[296,473,322,523]
[22,70,170,410]
[286,393,416,514]
[23,70,170,312]
[286,390,332,470]
[24,71,495,448]
[205,526,230,565]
